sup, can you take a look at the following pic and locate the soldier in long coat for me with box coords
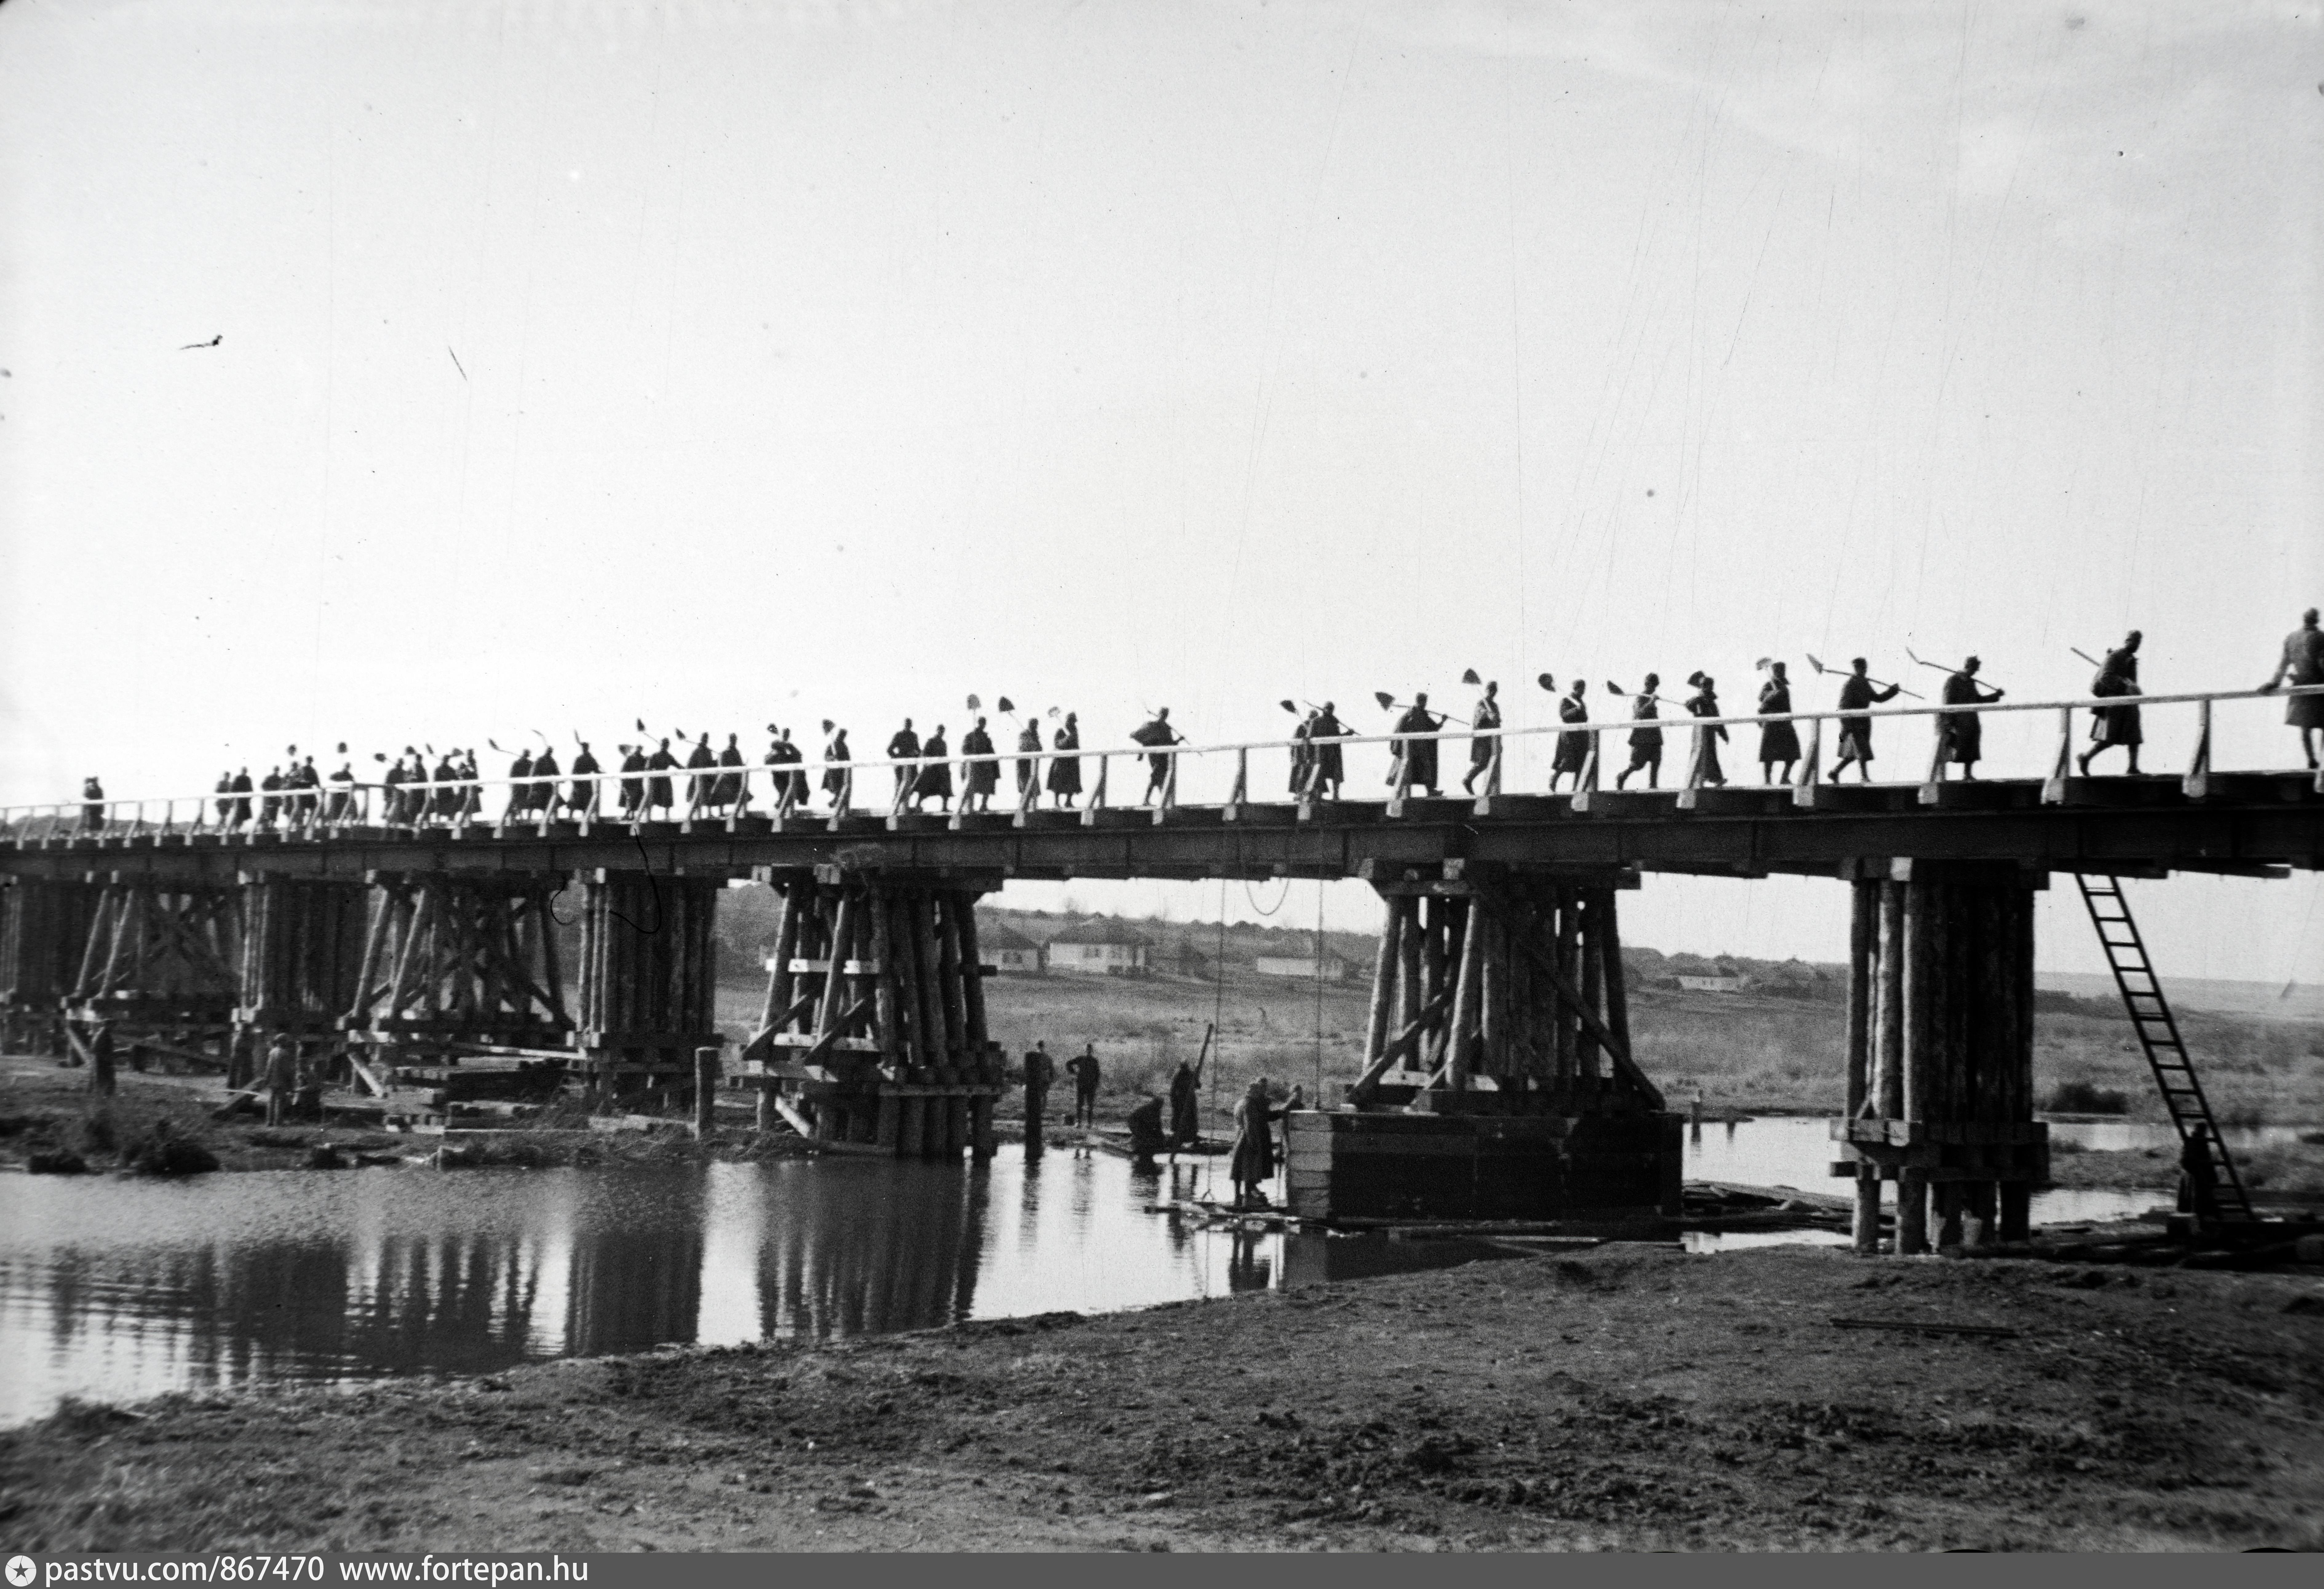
[2259,606,2324,769]
[914,725,953,811]
[821,728,852,807]
[1934,658,2004,780]
[1614,676,1664,790]
[2076,631,2144,776]
[1307,704,1348,798]
[215,772,236,828]
[1046,714,1082,805]
[531,745,562,814]
[1389,695,1447,796]
[504,749,533,824]
[1550,681,1591,791]
[1829,660,1900,783]
[960,718,999,810]
[1463,682,1502,795]
[1015,720,1043,800]
[714,733,745,812]
[326,760,355,823]
[1756,663,1802,784]
[886,720,921,803]
[569,743,602,816]
[1132,709,1185,805]
[684,734,717,815]
[258,766,284,828]
[80,777,105,832]
[646,739,677,815]
[1684,673,1729,787]
[618,745,647,815]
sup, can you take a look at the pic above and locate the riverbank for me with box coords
[3,1242,2319,1551]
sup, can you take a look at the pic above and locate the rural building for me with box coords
[1045,918,1152,976]
[980,920,1042,976]
[1675,974,1743,994]
[1254,953,1358,983]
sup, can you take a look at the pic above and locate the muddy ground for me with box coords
[4,1245,2321,1552]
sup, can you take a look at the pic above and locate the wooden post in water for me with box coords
[693,1046,720,1138]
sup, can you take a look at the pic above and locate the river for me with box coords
[0,1117,2297,1426]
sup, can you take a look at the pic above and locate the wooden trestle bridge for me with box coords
[3,684,2319,1245]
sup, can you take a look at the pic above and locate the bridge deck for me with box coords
[7,773,2318,884]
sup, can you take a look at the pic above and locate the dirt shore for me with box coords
[4,1244,2320,1552]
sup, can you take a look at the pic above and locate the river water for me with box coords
[0,1117,2300,1426]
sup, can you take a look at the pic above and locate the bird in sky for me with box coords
[180,334,222,350]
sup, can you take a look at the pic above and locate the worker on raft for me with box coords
[2077,631,2145,778]
[1829,658,1901,783]
[1229,1077,1294,1209]
[1125,1092,1168,1173]
[1388,693,1449,797]
[2258,606,2324,770]
[1066,1043,1101,1128]
[1169,1050,1204,1149]
[1933,657,2004,781]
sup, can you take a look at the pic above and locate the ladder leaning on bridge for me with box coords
[2072,874,2253,1225]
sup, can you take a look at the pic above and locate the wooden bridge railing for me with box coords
[6,684,2320,843]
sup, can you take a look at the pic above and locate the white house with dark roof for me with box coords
[980,920,1043,975]
[1044,918,1152,976]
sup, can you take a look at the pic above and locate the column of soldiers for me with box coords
[73,610,2323,829]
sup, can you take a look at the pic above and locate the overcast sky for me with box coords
[1,0,2317,979]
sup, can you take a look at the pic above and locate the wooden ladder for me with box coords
[2072,873,2254,1224]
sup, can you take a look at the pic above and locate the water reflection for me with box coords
[4,1115,2296,1424]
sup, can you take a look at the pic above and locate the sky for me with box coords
[0,0,2318,980]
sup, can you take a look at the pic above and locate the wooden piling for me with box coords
[693,1046,719,1138]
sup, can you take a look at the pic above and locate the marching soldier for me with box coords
[232,766,254,828]
[1015,717,1044,803]
[2076,631,2145,777]
[215,771,236,828]
[569,742,601,816]
[715,732,746,813]
[960,717,999,812]
[258,765,284,828]
[327,757,356,822]
[80,776,105,833]
[531,743,562,815]
[886,719,921,804]
[1683,673,1729,787]
[619,744,647,817]
[1046,713,1082,808]
[1934,657,2004,781]
[1306,703,1348,799]
[1829,659,1900,783]
[1132,708,1186,806]
[2258,607,2324,769]
[913,725,954,812]
[503,746,533,823]
[1463,681,1501,795]
[646,738,677,816]
[1550,680,1590,792]
[822,726,852,808]
[1388,693,1448,797]
[1614,676,1664,790]
[1757,662,1801,784]
[684,733,717,816]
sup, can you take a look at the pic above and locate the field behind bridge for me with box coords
[711,957,2324,1134]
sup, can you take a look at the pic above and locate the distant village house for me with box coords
[1675,973,1744,994]
[1045,918,1152,976]
[980,920,1042,976]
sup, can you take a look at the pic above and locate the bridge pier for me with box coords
[1,876,99,1058]
[62,874,244,1075]
[1289,863,1680,1222]
[344,871,575,1109]
[737,867,1003,1158]
[574,871,723,1110]
[234,873,369,1092]
[1835,862,2047,1253]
